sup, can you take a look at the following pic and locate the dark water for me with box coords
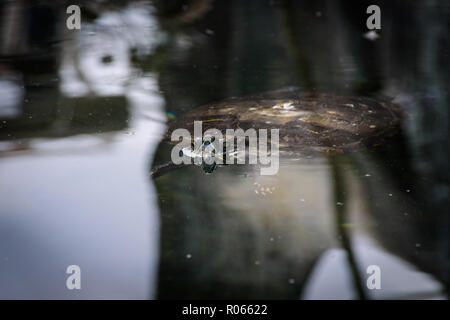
[0,0,448,299]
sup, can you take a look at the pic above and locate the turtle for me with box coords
[180,135,221,174]
[151,87,405,178]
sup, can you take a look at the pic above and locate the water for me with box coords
[0,0,448,299]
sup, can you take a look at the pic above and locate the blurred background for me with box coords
[0,0,448,299]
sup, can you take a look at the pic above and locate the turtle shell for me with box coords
[164,89,405,157]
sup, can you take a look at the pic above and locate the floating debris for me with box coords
[253,184,275,196]
[363,30,380,41]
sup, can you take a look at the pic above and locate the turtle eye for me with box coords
[210,136,216,142]
[179,149,184,157]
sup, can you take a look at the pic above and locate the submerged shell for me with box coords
[165,89,405,157]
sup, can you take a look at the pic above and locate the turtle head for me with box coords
[181,135,221,174]
[200,135,219,174]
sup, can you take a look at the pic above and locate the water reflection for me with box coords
[60,2,162,97]
[0,0,448,299]
[0,1,165,299]
[0,71,23,118]
[153,0,449,299]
